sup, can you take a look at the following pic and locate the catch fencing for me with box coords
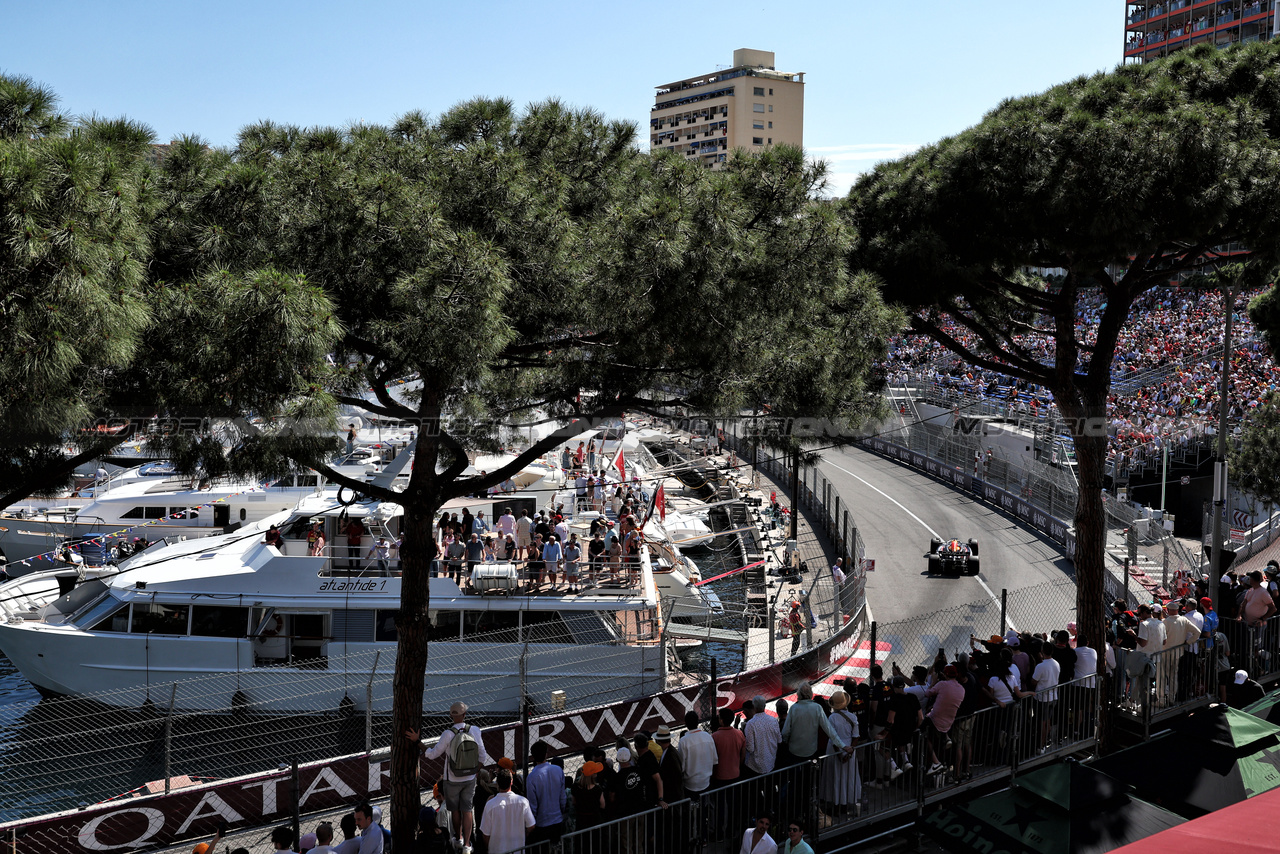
[0,619,668,823]
[866,406,1205,612]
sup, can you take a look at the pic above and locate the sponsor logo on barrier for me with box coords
[7,613,863,852]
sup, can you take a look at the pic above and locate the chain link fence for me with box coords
[0,617,674,824]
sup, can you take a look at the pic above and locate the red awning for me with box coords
[1112,785,1280,854]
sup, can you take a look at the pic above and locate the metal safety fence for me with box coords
[507,674,1103,854]
[0,617,670,822]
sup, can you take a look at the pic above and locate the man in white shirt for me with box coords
[678,711,718,796]
[1160,604,1197,705]
[1028,646,1060,751]
[481,768,535,854]
[743,695,781,775]
[407,700,493,854]
[1132,604,1165,710]
[497,508,516,539]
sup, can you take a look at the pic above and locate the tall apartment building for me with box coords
[1124,0,1276,63]
[650,48,804,169]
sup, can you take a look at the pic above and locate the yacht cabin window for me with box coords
[131,602,190,635]
[121,506,168,520]
[192,606,250,638]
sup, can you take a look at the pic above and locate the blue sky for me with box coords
[8,1,1121,196]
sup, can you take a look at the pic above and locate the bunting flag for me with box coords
[611,445,625,482]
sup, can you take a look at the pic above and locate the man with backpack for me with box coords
[408,701,492,854]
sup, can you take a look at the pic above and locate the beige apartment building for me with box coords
[650,48,804,169]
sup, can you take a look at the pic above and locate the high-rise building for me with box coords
[649,48,804,169]
[1124,1,1276,63]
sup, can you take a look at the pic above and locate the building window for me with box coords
[753,121,764,129]
[768,105,773,112]
[753,137,764,145]
[753,86,765,96]
[753,103,766,113]
[769,88,774,95]
[768,121,773,128]
[768,138,772,144]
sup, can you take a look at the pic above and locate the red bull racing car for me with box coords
[926,537,980,575]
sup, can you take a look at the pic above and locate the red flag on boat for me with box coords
[654,483,666,522]
[612,445,625,481]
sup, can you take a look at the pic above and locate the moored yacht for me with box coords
[0,470,326,574]
[0,493,667,715]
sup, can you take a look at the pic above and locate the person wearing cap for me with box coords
[573,759,608,836]
[1226,668,1266,706]
[818,690,862,815]
[191,822,225,854]
[408,700,493,854]
[480,768,535,854]
[297,831,318,853]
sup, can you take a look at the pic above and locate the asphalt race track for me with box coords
[817,445,1078,662]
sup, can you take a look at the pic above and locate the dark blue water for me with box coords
[0,654,41,706]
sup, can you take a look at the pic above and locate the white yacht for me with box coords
[0,470,326,574]
[0,492,667,714]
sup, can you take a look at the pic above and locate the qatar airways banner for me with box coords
[3,613,863,852]
[861,438,1076,558]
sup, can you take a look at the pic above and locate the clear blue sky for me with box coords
[8,1,1122,196]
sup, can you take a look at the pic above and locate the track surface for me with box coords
[817,445,1078,631]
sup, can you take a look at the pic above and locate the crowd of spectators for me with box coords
[879,285,1280,464]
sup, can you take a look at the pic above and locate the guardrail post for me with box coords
[290,757,301,850]
[366,650,380,758]
[163,683,176,795]
[869,621,878,671]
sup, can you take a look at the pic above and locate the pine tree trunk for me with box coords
[390,506,438,851]
[1067,406,1113,752]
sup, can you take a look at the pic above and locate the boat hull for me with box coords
[0,622,664,714]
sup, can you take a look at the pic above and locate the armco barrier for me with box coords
[860,435,1078,557]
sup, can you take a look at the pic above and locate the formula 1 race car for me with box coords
[926,537,980,575]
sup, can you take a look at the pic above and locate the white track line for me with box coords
[823,458,1017,633]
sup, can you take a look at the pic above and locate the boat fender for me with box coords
[231,690,251,716]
